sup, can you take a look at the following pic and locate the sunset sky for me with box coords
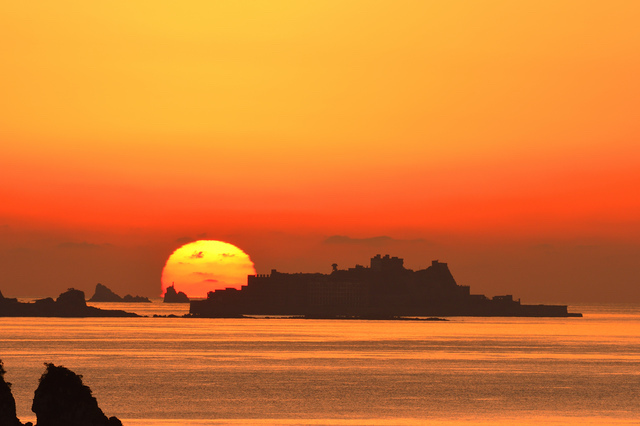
[1,1,639,302]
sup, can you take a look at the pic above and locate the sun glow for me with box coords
[161,240,256,298]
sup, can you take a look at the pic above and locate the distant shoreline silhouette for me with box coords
[0,288,139,317]
[1,255,582,319]
[191,254,582,318]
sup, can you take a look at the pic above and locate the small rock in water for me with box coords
[163,284,190,303]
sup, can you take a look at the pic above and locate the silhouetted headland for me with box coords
[163,284,189,303]
[89,283,151,303]
[0,359,122,426]
[0,289,139,317]
[0,360,22,426]
[190,255,582,318]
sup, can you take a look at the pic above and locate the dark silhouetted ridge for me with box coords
[190,255,582,318]
[89,283,151,303]
[0,289,139,317]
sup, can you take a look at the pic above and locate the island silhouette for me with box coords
[0,289,139,317]
[0,360,122,426]
[163,284,190,303]
[191,254,582,318]
[89,283,151,303]
[1,255,582,319]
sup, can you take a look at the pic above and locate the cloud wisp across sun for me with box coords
[161,240,256,298]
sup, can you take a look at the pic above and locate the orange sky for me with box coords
[1,1,639,301]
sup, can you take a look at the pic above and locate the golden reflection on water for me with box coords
[123,418,640,425]
[1,303,639,424]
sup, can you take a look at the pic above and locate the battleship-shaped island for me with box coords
[191,255,582,318]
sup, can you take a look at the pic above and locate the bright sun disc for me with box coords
[161,240,256,298]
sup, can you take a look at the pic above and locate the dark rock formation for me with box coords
[89,283,151,303]
[0,360,23,426]
[32,363,122,426]
[56,288,87,310]
[0,290,18,304]
[0,289,139,317]
[163,284,189,303]
[88,284,121,302]
[121,294,150,303]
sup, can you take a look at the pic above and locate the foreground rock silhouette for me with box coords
[0,289,139,317]
[0,360,23,426]
[1,359,126,426]
[163,284,189,303]
[89,283,151,303]
[32,363,122,426]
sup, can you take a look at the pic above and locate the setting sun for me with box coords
[161,240,256,298]
[1,1,640,424]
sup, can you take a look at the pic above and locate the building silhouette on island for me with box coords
[190,254,582,318]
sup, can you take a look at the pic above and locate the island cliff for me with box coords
[89,283,151,303]
[0,289,139,317]
[190,255,582,318]
[163,284,189,303]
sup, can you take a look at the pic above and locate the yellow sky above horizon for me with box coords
[3,1,640,303]
[1,1,639,239]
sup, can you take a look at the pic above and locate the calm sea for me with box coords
[1,302,638,425]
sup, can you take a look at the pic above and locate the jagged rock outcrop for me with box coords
[89,284,121,302]
[0,360,23,426]
[32,363,122,426]
[89,284,151,303]
[0,289,139,317]
[163,284,189,303]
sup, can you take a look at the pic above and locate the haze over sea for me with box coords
[1,302,638,425]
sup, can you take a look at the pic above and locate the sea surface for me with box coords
[1,302,638,425]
